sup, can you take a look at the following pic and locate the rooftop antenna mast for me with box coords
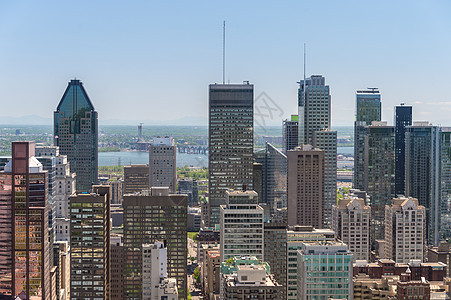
[223,20,226,84]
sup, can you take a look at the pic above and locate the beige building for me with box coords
[353,274,397,299]
[384,197,426,263]
[332,196,371,261]
[205,250,221,299]
[149,137,177,193]
[287,145,324,228]
[124,164,150,194]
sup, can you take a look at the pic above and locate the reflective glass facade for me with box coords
[394,105,412,196]
[54,79,98,192]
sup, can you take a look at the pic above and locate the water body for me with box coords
[99,147,353,167]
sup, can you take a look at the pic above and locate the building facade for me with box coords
[394,104,412,196]
[440,128,451,239]
[149,137,176,193]
[124,164,150,194]
[264,222,287,299]
[208,83,254,226]
[54,79,98,192]
[142,242,167,300]
[283,115,299,153]
[287,145,324,228]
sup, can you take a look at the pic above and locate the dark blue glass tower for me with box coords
[394,104,412,196]
[54,79,98,192]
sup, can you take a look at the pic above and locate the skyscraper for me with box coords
[69,185,111,300]
[287,145,325,228]
[54,79,98,192]
[405,122,441,245]
[282,115,299,153]
[354,89,381,190]
[364,121,395,241]
[149,136,177,193]
[394,104,412,196]
[123,164,150,194]
[264,142,287,216]
[123,187,187,299]
[0,142,51,299]
[208,83,254,226]
[440,128,451,239]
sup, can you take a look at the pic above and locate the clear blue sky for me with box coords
[1,1,450,126]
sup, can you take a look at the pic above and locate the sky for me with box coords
[1,1,451,126]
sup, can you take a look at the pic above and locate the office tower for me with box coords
[111,236,125,300]
[264,222,287,299]
[440,128,451,240]
[282,115,299,153]
[149,137,176,193]
[110,179,123,205]
[69,185,111,300]
[354,89,381,190]
[332,196,371,261]
[123,187,187,299]
[54,79,98,192]
[124,164,149,194]
[298,75,331,145]
[364,121,395,241]
[286,226,335,300]
[287,145,324,228]
[253,162,263,204]
[220,190,264,262]
[395,104,412,196]
[53,241,70,300]
[142,242,167,300]
[35,149,56,236]
[297,242,353,300]
[312,129,337,226]
[205,249,221,299]
[221,259,283,299]
[208,83,254,226]
[384,197,426,263]
[178,178,197,206]
[405,122,441,245]
[0,142,51,299]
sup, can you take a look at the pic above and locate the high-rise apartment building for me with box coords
[0,142,51,299]
[123,187,187,299]
[149,137,176,193]
[384,197,426,263]
[220,190,264,262]
[394,104,412,196]
[296,242,353,300]
[264,222,287,299]
[124,164,150,194]
[405,122,441,245]
[312,129,337,226]
[364,121,395,241]
[287,145,324,228]
[208,83,254,226]
[142,242,168,300]
[69,185,111,300]
[441,128,451,239]
[354,89,381,190]
[282,115,299,153]
[286,226,335,300]
[111,236,125,300]
[54,79,98,192]
[332,196,371,261]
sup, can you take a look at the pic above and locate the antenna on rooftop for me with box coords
[223,20,226,84]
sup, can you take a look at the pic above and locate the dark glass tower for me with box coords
[208,83,254,226]
[54,79,98,192]
[394,104,412,196]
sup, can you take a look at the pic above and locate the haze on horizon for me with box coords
[1,1,450,127]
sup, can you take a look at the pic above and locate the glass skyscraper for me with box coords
[208,83,254,226]
[394,104,412,196]
[353,89,381,190]
[54,79,98,192]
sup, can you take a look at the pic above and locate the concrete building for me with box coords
[124,164,150,194]
[149,137,176,193]
[111,235,124,300]
[69,185,111,300]
[397,278,430,300]
[200,244,220,294]
[264,221,287,299]
[283,115,299,153]
[110,179,123,205]
[208,83,254,226]
[0,142,51,299]
[384,197,426,263]
[157,278,178,299]
[220,190,264,262]
[394,104,412,196]
[221,257,282,300]
[187,207,201,231]
[123,187,187,299]
[54,79,98,192]
[297,242,354,300]
[405,122,441,245]
[440,128,451,240]
[53,241,70,300]
[197,228,220,264]
[364,121,395,242]
[428,241,451,277]
[142,242,167,300]
[286,226,335,300]
[332,196,371,261]
[312,129,337,226]
[354,88,381,191]
[352,275,397,299]
[178,178,198,206]
[287,145,325,228]
[205,250,221,299]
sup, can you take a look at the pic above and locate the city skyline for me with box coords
[1,1,451,126]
